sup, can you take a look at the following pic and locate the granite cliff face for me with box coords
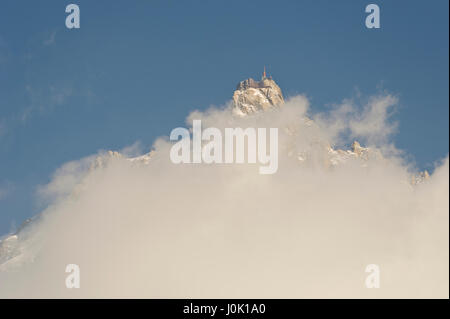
[233,75,284,115]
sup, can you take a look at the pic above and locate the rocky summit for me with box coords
[233,68,284,115]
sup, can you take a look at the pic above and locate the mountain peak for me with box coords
[233,71,284,115]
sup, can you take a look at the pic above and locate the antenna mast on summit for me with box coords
[263,66,266,79]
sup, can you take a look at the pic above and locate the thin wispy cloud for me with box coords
[43,30,57,46]
[21,85,73,123]
[0,181,14,201]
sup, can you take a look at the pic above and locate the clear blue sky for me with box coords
[0,0,448,234]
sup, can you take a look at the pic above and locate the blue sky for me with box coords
[0,0,448,234]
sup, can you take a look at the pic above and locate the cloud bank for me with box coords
[0,94,448,298]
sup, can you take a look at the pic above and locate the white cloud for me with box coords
[349,95,398,145]
[313,94,398,147]
[0,94,447,298]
